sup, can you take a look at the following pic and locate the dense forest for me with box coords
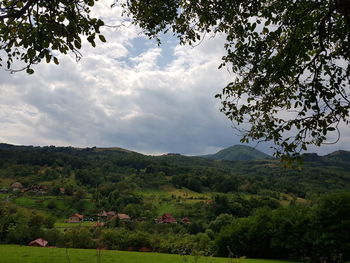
[0,143,349,262]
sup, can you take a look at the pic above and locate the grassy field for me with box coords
[0,245,301,263]
[54,221,94,228]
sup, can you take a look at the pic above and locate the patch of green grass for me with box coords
[138,189,170,198]
[13,196,40,208]
[155,202,180,216]
[0,193,10,200]
[162,186,210,200]
[54,221,94,228]
[0,245,301,263]
[0,177,14,188]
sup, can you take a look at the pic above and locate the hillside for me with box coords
[0,143,349,262]
[0,143,349,198]
[200,145,272,161]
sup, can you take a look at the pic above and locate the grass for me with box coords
[13,196,44,208]
[0,245,301,263]
[0,177,14,188]
[162,186,210,200]
[139,186,213,216]
[13,196,70,212]
[0,193,10,200]
[12,195,95,219]
[54,221,94,228]
[156,202,180,216]
[138,189,170,198]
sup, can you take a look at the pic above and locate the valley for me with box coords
[0,143,349,262]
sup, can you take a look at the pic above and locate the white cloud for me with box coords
[0,1,348,156]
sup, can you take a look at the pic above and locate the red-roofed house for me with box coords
[97,211,108,218]
[67,213,84,223]
[106,211,116,219]
[155,213,177,224]
[98,211,116,220]
[110,213,131,221]
[181,217,191,224]
[10,182,23,191]
[117,213,131,220]
[28,238,48,247]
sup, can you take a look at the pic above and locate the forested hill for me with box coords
[0,143,350,197]
[199,145,272,161]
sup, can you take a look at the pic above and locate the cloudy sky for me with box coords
[0,1,348,156]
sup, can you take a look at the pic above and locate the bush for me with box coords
[100,229,128,250]
[64,228,94,248]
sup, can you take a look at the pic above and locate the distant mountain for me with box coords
[0,143,137,155]
[323,150,350,162]
[200,145,272,161]
[300,150,350,162]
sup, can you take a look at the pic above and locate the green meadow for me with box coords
[0,245,300,263]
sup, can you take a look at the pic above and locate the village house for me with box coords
[10,182,23,191]
[117,213,131,221]
[97,210,108,218]
[67,213,84,223]
[97,211,117,220]
[28,238,48,247]
[106,211,116,219]
[181,217,191,224]
[155,213,177,224]
[110,213,131,221]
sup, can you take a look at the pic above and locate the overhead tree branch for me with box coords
[0,0,37,20]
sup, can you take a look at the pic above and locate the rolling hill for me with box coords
[200,145,272,161]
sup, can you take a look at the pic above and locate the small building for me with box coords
[28,238,48,247]
[110,213,131,221]
[155,213,177,224]
[67,213,84,223]
[117,213,131,221]
[10,182,23,191]
[97,211,108,218]
[181,217,191,224]
[98,211,116,220]
[106,211,116,219]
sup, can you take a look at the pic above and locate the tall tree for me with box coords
[1,0,350,157]
[0,0,105,73]
[123,0,350,158]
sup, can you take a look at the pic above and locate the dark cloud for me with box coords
[1,3,349,156]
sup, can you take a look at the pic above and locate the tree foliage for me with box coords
[1,1,350,156]
[0,0,105,73]
[123,0,350,157]
[216,193,350,262]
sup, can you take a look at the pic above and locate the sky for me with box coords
[0,0,349,156]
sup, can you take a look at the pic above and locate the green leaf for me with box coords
[53,57,59,65]
[74,40,81,49]
[27,49,36,60]
[26,68,34,74]
[98,35,106,43]
[45,53,51,63]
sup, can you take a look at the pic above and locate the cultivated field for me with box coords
[0,245,300,263]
